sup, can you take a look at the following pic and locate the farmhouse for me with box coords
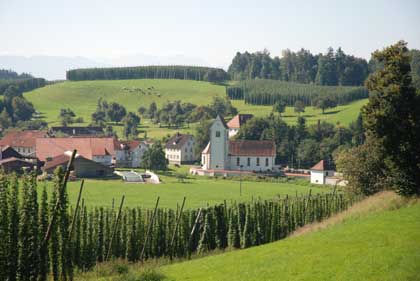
[43,152,114,178]
[199,115,276,175]
[226,114,254,138]
[118,140,150,167]
[165,133,196,164]
[0,130,48,157]
[310,160,335,184]
[36,137,119,166]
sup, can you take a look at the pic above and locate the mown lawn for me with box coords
[160,197,420,281]
[40,172,327,209]
[24,79,367,139]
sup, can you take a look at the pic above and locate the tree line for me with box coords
[0,168,358,280]
[0,69,33,80]
[228,48,369,86]
[335,41,420,196]
[66,66,228,82]
[226,79,368,106]
[0,78,46,95]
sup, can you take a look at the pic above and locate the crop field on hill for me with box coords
[24,79,367,139]
[40,171,327,209]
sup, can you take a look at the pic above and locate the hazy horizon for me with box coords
[1,0,419,79]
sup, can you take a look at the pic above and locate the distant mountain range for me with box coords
[0,54,212,80]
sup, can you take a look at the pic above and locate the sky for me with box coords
[0,0,419,68]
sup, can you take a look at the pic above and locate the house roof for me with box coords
[202,142,211,154]
[165,133,193,149]
[36,137,120,161]
[120,140,144,151]
[310,160,334,171]
[50,126,104,136]
[0,130,47,148]
[227,114,254,129]
[229,140,276,157]
[0,157,35,165]
[43,152,110,172]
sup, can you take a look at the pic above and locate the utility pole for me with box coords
[240,165,243,196]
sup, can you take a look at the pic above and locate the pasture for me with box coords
[24,79,367,139]
[41,173,328,209]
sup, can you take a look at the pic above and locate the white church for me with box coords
[195,115,276,176]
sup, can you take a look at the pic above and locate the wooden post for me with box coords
[187,208,202,259]
[106,195,125,261]
[40,149,77,249]
[68,179,85,239]
[140,196,160,261]
[169,197,186,259]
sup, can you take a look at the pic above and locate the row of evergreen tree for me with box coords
[226,79,368,106]
[0,167,358,280]
[0,77,46,94]
[66,66,228,82]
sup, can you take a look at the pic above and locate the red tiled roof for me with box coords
[229,140,276,157]
[120,140,142,151]
[36,137,120,161]
[227,114,254,129]
[310,160,334,171]
[43,154,71,171]
[0,130,47,148]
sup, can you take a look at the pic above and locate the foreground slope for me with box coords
[161,192,420,281]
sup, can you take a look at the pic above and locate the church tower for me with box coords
[209,115,229,170]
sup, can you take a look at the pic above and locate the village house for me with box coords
[118,140,150,168]
[226,114,254,138]
[197,116,276,176]
[0,130,48,157]
[310,160,335,185]
[36,137,118,166]
[0,146,41,173]
[165,133,196,165]
[35,137,148,168]
[43,151,114,178]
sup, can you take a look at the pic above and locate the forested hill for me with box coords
[66,65,228,82]
[0,69,46,94]
[228,48,368,86]
[227,47,420,88]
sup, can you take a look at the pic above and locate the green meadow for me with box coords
[24,79,367,139]
[41,172,327,209]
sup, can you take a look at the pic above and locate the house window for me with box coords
[185,148,187,153]
[265,158,269,167]
[216,131,221,137]
[256,158,260,166]
[247,158,250,166]
[236,157,240,166]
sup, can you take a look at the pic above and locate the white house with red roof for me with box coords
[310,160,335,184]
[165,133,196,164]
[200,116,276,173]
[0,130,48,157]
[226,114,253,138]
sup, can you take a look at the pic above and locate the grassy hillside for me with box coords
[160,192,420,281]
[41,168,327,209]
[74,192,420,281]
[24,79,367,139]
